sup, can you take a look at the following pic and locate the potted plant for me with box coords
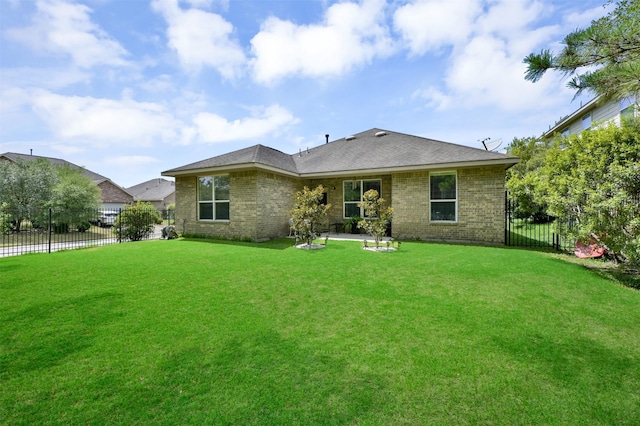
[344,215,362,234]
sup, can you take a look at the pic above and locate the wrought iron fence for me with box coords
[505,192,639,251]
[504,194,575,251]
[0,207,175,257]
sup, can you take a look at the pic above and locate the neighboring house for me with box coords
[162,129,519,244]
[127,178,175,211]
[0,152,134,210]
[544,95,637,138]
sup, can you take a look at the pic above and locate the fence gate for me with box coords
[504,193,565,250]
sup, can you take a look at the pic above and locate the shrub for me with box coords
[52,222,69,234]
[357,189,393,248]
[290,185,331,246]
[0,207,14,234]
[76,221,91,232]
[113,201,162,242]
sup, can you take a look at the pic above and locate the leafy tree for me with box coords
[49,165,102,231]
[113,201,162,242]
[290,185,331,246]
[505,136,554,222]
[524,0,640,101]
[0,158,57,231]
[357,189,393,248]
[537,118,640,266]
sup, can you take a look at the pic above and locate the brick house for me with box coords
[162,129,519,244]
[0,152,133,210]
[127,178,175,212]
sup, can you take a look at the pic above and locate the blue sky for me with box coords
[1,0,611,188]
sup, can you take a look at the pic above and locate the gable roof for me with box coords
[2,152,109,183]
[162,128,518,178]
[1,152,133,197]
[127,178,175,201]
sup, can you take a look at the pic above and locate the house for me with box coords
[544,95,637,138]
[127,178,175,211]
[0,152,134,210]
[162,128,519,244]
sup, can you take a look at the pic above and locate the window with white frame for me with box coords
[430,172,457,222]
[343,179,381,218]
[581,113,592,130]
[621,96,636,119]
[198,175,230,221]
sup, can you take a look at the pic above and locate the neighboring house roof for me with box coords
[0,152,133,199]
[127,178,175,202]
[543,97,599,138]
[163,128,519,178]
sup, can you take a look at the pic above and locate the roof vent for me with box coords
[345,135,356,141]
[375,131,387,137]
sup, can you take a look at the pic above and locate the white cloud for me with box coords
[406,0,579,112]
[30,90,181,146]
[151,0,246,78]
[4,0,129,68]
[250,0,394,84]
[139,74,175,93]
[193,105,299,143]
[393,0,482,55]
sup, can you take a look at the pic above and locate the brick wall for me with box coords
[306,175,393,226]
[392,166,506,244]
[175,171,298,241]
[175,165,506,244]
[98,181,133,204]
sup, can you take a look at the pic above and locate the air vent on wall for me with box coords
[375,131,387,137]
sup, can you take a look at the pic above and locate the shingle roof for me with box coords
[163,144,298,175]
[0,152,110,183]
[162,129,518,177]
[127,178,175,201]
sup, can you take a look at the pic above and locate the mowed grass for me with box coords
[1,239,639,425]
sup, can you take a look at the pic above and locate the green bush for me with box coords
[113,201,162,242]
[52,222,69,234]
[76,221,91,232]
[0,209,14,234]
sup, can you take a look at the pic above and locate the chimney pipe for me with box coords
[325,134,329,144]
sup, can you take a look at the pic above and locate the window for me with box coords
[621,96,636,119]
[581,113,592,130]
[198,175,230,221]
[343,179,381,218]
[430,172,457,222]
[560,128,570,138]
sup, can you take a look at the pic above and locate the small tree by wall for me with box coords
[290,185,331,246]
[114,201,162,242]
[357,189,393,248]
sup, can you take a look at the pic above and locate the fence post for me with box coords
[504,192,510,246]
[48,208,52,254]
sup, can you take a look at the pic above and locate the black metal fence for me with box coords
[504,194,575,251]
[0,208,174,257]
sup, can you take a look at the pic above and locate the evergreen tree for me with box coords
[524,0,640,101]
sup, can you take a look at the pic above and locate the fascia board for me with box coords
[299,158,520,178]
[162,162,299,178]
[543,96,600,137]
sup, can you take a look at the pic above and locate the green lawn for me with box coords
[1,239,639,424]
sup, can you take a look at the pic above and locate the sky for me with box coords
[0,0,612,188]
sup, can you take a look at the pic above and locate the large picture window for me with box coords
[343,179,381,218]
[198,175,230,221]
[430,172,457,222]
